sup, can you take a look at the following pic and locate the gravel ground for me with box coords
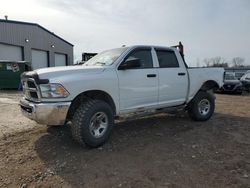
[0,91,249,188]
[0,91,38,139]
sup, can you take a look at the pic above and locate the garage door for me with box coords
[55,53,66,66]
[0,43,22,61]
[31,49,48,70]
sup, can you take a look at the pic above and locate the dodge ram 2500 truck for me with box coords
[20,45,224,147]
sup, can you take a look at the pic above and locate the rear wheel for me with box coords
[71,99,114,148]
[188,91,215,121]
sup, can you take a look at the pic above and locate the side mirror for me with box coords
[118,58,141,70]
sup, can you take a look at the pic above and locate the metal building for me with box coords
[0,19,73,70]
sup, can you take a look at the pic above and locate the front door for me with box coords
[116,48,158,112]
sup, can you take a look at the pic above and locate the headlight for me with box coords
[40,84,69,98]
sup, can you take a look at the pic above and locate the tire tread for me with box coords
[71,99,113,147]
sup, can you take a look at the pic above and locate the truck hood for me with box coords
[35,65,105,79]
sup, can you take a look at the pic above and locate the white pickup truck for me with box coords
[20,45,224,147]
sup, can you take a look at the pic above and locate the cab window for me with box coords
[156,50,179,68]
[125,49,153,69]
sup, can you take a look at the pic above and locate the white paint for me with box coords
[117,68,158,111]
[28,45,224,116]
[155,49,189,107]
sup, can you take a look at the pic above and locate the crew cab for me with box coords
[20,45,224,147]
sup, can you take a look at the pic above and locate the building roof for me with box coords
[0,19,73,46]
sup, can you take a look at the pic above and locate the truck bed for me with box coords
[187,67,224,101]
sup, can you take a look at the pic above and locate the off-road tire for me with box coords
[71,99,114,148]
[187,91,215,121]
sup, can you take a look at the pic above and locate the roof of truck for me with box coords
[128,45,175,50]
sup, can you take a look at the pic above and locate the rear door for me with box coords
[155,48,188,106]
[116,47,158,112]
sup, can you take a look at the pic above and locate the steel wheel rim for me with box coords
[89,112,108,138]
[198,99,210,116]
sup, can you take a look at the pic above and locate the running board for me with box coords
[115,105,186,121]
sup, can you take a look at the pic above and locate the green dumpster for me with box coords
[0,61,30,89]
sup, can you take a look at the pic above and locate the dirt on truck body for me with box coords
[0,91,250,188]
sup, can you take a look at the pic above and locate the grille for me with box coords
[27,80,36,88]
[22,79,40,101]
[223,84,235,90]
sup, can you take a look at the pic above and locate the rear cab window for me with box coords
[155,49,179,68]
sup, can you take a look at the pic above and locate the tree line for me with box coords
[197,57,249,67]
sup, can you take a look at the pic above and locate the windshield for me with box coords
[225,74,237,80]
[84,47,128,66]
[242,73,250,80]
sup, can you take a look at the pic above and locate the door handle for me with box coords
[178,72,186,76]
[147,74,157,78]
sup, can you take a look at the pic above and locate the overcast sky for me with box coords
[1,0,250,66]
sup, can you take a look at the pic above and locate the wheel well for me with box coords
[66,90,116,121]
[200,80,220,91]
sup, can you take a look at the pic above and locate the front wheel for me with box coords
[71,99,114,148]
[187,91,215,121]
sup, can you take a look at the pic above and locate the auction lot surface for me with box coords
[0,91,250,188]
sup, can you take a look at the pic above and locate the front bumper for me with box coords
[20,98,71,125]
[221,84,242,92]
